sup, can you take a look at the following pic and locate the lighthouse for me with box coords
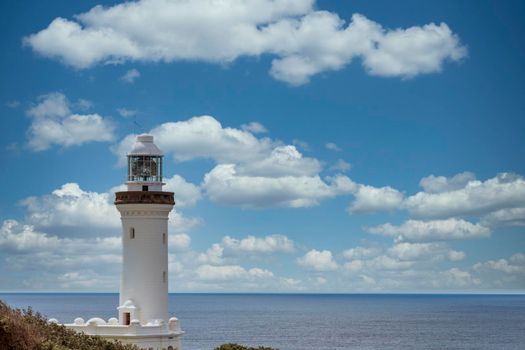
[64,134,184,350]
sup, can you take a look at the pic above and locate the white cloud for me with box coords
[26,92,115,151]
[117,108,137,118]
[448,250,466,262]
[24,0,466,85]
[114,116,275,165]
[325,142,341,151]
[237,145,322,177]
[121,68,140,83]
[20,183,119,235]
[442,268,480,287]
[170,233,191,252]
[474,254,525,274]
[297,249,338,271]
[241,122,267,134]
[113,115,363,209]
[342,246,381,260]
[0,220,61,252]
[164,175,202,208]
[20,180,200,236]
[348,184,404,213]
[0,219,122,290]
[387,242,464,262]
[368,218,490,242]
[195,264,273,281]
[330,159,351,172]
[202,164,353,208]
[222,234,294,254]
[419,172,476,193]
[405,173,525,219]
[480,207,525,228]
[76,98,93,111]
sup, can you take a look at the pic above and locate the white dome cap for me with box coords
[128,134,163,156]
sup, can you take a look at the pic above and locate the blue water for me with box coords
[1,293,524,350]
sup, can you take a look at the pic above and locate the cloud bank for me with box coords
[24,0,466,85]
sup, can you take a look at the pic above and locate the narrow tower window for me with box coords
[130,227,135,239]
[163,233,166,245]
[163,271,167,283]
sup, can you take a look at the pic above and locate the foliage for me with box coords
[0,300,139,350]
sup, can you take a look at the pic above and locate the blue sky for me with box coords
[1,0,524,292]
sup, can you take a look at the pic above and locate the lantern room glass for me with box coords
[128,155,163,182]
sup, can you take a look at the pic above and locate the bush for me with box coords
[0,300,138,350]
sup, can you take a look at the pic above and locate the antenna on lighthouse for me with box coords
[133,115,142,135]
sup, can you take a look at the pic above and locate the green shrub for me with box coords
[0,300,138,350]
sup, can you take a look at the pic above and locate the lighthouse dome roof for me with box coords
[128,134,163,156]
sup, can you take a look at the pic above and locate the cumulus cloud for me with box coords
[114,116,275,165]
[339,242,479,291]
[120,68,140,83]
[164,175,202,208]
[368,218,490,242]
[20,178,200,236]
[387,242,464,262]
[473,253,525,274]
[117,108,137,118]
[241,122,267,134]
[20,183,119,235]
[343,246,381,260]
[0,219,122,290]
[24,0,466,85]
[195,264,273,281]
[203,164,354,208]
[419,172,476,194]
[442,268,480,287]
[26,92,115,151]
[325,142,341,151]
[113,115,374,209]
[170,233,191,252]
[480,207,525,228]
[405,173,525,219]
[330,159,351,172]
[222,234,294,254]
[297,249,338,271]
[0,220,61,253]
[347,184,404,213]
[197,234,294,266]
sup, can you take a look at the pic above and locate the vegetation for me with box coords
[0,300,139,350]
[0,300,277,350]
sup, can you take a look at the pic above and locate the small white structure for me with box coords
[64,134,184,350]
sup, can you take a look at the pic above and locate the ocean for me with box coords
[1,293,524,350]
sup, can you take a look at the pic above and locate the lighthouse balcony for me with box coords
[115,191,175,205]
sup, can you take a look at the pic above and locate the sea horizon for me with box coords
[3,293,524,350]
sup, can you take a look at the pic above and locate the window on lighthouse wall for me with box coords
[163,233,166,245]
[130,227,135,239]
[163,271,167,283]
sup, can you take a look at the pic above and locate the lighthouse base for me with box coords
[63,317,184,350]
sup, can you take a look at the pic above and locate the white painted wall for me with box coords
[116,203,174,325]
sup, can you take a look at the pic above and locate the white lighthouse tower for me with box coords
[64,134,184,350]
